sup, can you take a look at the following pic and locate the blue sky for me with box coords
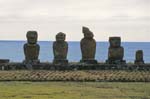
[0,0,149,41]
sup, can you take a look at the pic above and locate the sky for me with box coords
[0,0,149,41]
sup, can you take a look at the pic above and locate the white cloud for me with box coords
[0,0,149,41]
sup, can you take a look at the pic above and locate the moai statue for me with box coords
[106,37,126,64]
[134,50,144,64]
[80,26,97,64]
[23,31,40,66]
[53,32,68,64]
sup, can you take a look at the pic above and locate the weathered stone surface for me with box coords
[106,37,125,64]
[53,32,68,64]
[23,31,40,65]
[0,59,9,64]
[135,50,144,64]
[1,62,150,71]
[80,26,97,64]
[0,59,9,70]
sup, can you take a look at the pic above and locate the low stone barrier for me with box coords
[0,62,150,71]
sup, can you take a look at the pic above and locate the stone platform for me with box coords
[0,62,150,71]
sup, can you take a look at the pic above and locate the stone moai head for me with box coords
[136,50,143,61]
[109,37,121,48]
[82,26,94,39]
[56,32,66,42]
[26,31,38,44]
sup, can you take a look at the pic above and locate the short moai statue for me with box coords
[134,50,144,64]
[106,37,126,64]
[53,32,68,64]
[80,26,97,64]
[23,31,40,66]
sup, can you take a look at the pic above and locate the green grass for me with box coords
[0,82,149,99]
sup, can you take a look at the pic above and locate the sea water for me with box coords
[0,41,149,63]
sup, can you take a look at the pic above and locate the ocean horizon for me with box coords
[0,40,149,63]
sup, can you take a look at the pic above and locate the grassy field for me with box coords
[0,82,149,99]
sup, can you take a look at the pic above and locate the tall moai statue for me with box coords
[134,50,144,64]
[80,26,97,64]
[53,32,68,64]
[106,37,126,64]
[23,31,40,65]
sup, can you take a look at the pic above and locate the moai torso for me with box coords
[23,31,40,64]
[53,32,68,64]
[53,41,68,60]
[80,26,97,64]
[107,37,125,64]
[24,43,40,61]
[81,38,96,60]
[108,47,124,60]
[135,50,144,64]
